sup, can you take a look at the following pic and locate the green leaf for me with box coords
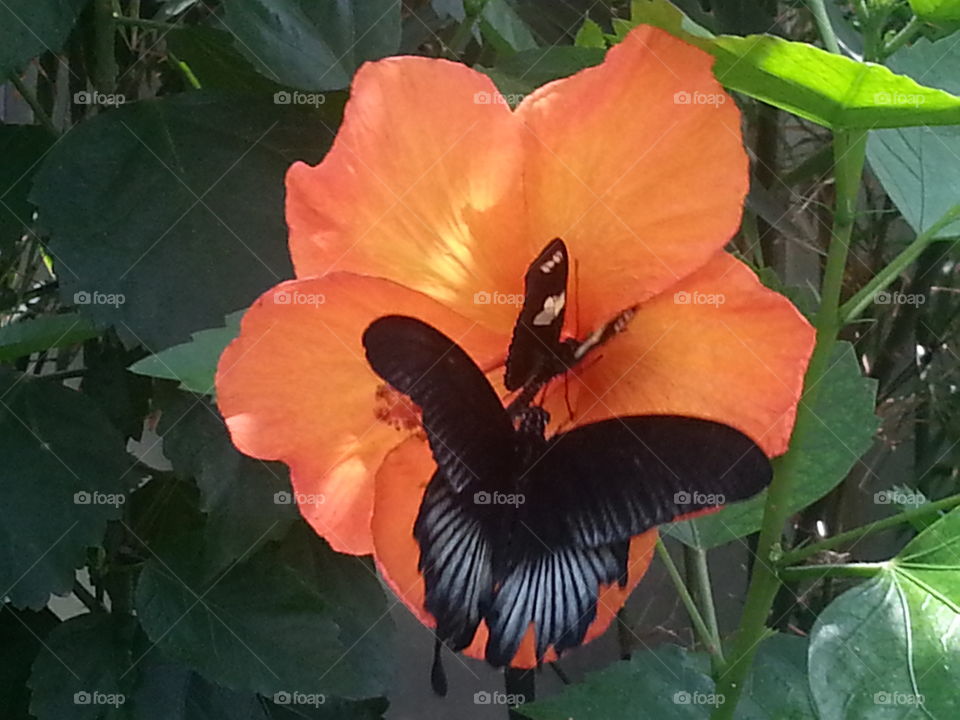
[128,312,241,394]
[28,613,138,720]
[909,0,960,24]
[519,645,716,719]
[0,606,59,720]
[481,46,605,98]
[0,0,88,74]
[0,313,100,362]
[165,27,282,93]
[631,0,960,129]
[479,0,538,54]
[809,507,960,718]
[574,17,607,48]
[31,92,337,350]
[134,522,394,700]
[222,0,401,91]
[0,125,52,259]
[133,653,389,720]
[867,37,960,240]
[0,369,133,608]
[667,342,878,548]
[735,633,817,720]
[157,391,295,569]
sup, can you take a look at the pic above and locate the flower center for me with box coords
[374,383,423,433]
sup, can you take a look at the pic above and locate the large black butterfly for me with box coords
[361,239,772,669]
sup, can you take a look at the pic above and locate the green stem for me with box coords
[94,0,118,93]
[780,562,887,582]
[112,14,178,32]
[7,73,58,136]
[882,15,923,59]
[684,525,723,675]
[840,202,960,322]
[808,0,841,54]
[780,492,960,565]
[711,129,868,720]
[656,539,725,668]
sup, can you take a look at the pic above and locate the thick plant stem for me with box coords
[711,129,867,719]
[656,540,725,669]
[780,492,960,565]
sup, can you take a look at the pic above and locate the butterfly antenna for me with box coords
[430,637,448,696]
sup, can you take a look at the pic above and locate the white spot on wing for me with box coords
[532,293,565,326]
[539,250,564,274]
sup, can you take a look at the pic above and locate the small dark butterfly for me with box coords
[362,238,772,670]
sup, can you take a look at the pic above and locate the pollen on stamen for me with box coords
[374,384,424,434]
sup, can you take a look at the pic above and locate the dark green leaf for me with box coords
[481,46,605,97]
[736,633,817,720]
[0,369,133,608]
[165,27,282,93]
[31,92,338,350]
[0,0,88,74]
[134,522,393,700]
[221,0,401,91]
[157,391,295,569]
[0,125,52,258]
[28,613,138,720]
[479,0,538,54]
[519,645,716,719]
[668,342,878,548]
[868,38,960,239]
[0,605,60,720]
[128,311,240,394]
[133,653,389,720]
[0,313,99,362]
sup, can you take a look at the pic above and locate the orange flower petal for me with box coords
[373,437,655,668]
[215,273,506,555]
[549,253,814,457]
[286,56,527,333]
[515,25,749,329]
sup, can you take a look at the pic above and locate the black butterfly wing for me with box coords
[530,416,772,547]
[504,238,569,391]
[483,416,771,665]
[363,315,514,493]
[414,470,495,651]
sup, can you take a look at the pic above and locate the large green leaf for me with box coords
[0,606,59,720]
[667,342,878,549]
[519,645,716,719]
[0,125,52,258]
[520,636,812,719]
[479,0,538,54]
[28,613,137,720]
[631,0,960,129]
[222,0,401,91]
[128,312,241,394]
[0,313,99,362]
[133,652,389,720]
[0,0,88,74]
[0,369,133,608]
[134,522,393,700]
[867,38,960,240]
[481,46,605,98]
[157,391,295,569]
[165,27,282,93]
[809,507,960,718]
[31,92,337,350]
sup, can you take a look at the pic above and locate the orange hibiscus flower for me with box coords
[216,25,815,668]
